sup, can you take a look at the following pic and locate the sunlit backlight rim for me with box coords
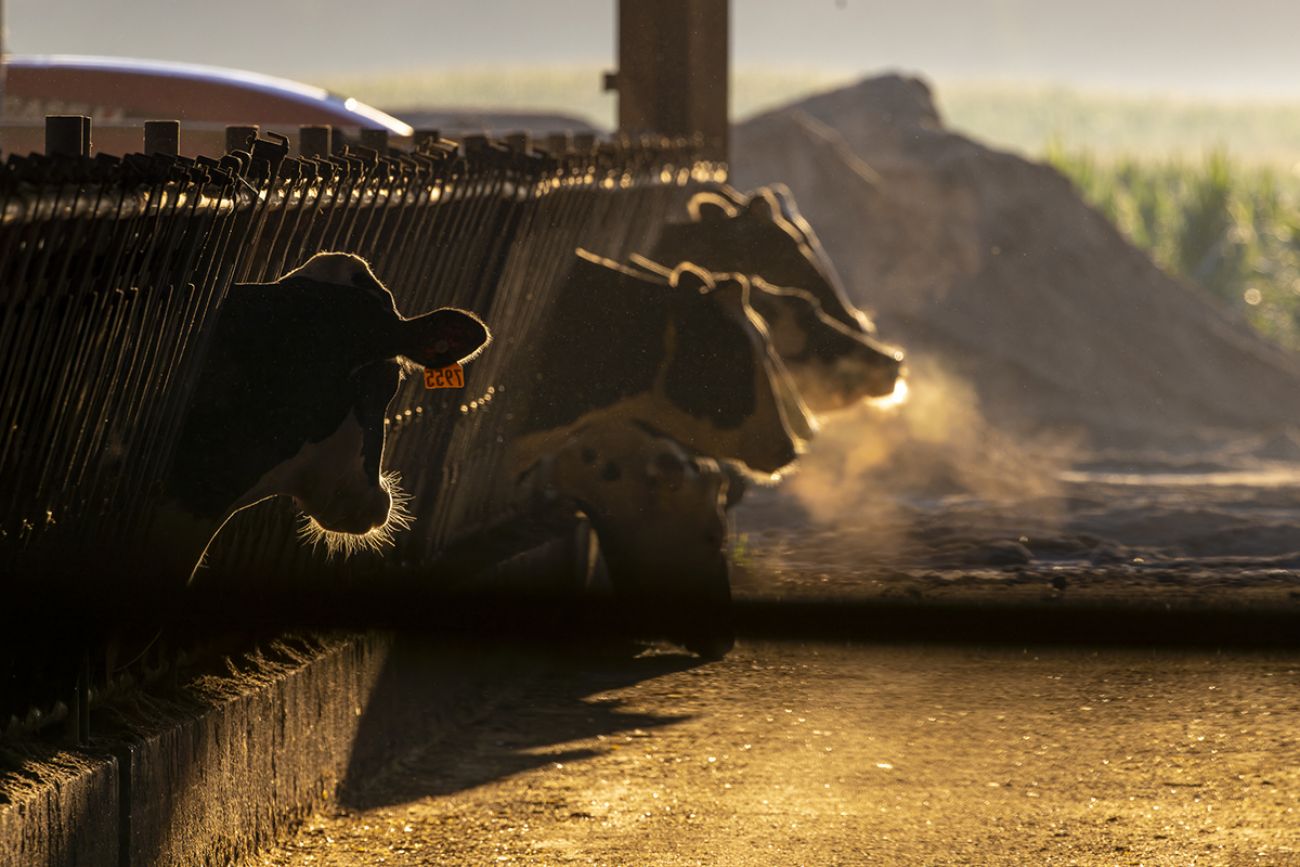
[870,377,910,411]
[296,471,414,558]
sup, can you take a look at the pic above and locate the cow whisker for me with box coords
[296,471,414,558]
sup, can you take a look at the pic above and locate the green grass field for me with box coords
[317,66,1300,349]
[1046,147,1300,350]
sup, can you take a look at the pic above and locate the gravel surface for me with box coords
[251,642,1299,866]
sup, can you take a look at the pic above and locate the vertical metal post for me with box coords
[413,129,441,152]
[64,647,90,745]
[505,132,532,154]
[45,115,89,157]
[225,124,259,153]
[299,125,333,158]
[0,0,7,127]
[546,132,573,155]
[610,0,729,162]
[143,120,180,156]
[77,649,90,744]
[359,128,389,153]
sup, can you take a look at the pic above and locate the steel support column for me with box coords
[611,0,729,162]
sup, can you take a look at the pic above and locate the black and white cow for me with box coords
[647,184,903,413]
[508,250,812,480]
[525,420,734,658]
[152,252,491,585]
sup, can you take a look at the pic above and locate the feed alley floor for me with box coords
[251,641,1298,866]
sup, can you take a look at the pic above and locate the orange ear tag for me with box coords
[423,364,465,389]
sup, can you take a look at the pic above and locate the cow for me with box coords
[151,252,491,586]
[645,185,904,414]
[523,420,734,658]
[507,250,813,482]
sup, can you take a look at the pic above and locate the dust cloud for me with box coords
[764,358,1076,568]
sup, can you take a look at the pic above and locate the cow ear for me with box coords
[743,188,780,222]
[400,308,491,367]
[669,261,716,294]
[687,191,738,224]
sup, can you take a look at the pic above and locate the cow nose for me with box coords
[852,349,903,398]
[885,353,903,385]
[355,486,394,530]
[311,486,391,535]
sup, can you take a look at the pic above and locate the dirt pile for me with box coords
[732,74,1300,449]
[728,75,1300,573]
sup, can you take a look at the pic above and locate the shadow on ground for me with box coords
[339,638,701,809]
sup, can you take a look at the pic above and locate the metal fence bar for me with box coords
[0,117,719,735]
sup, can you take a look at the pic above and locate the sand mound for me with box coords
[732,74,1300,449]
[1250,429,1300,462]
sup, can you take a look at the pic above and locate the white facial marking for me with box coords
[689,301,805,473]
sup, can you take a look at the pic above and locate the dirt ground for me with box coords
[729,420,1300,614]
[251,642,1299,866]
[246,409,1300,866]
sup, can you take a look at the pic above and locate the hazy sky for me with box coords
[8,0,1300,97]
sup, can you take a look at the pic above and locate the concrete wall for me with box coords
[0,750,119,867]
[1,631,524,867]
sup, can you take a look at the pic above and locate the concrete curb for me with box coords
[0,748,119,867]
[1,631,525,867]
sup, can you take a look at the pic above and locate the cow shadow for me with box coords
[338,635,700,810]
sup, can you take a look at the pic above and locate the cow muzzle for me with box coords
[297,484,392,536]
[847,349,903,399]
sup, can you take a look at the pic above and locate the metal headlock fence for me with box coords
[0,118,723,739]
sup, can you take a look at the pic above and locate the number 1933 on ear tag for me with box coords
[423,364,465,389]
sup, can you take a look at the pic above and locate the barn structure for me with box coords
[0,0,735,738]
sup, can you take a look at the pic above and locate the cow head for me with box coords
[517,251,809,481]
[654,261,811,475]
[748,278,904,413]
[656,184,874,335]
[169,252,490,571]
[539,421,734,658]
